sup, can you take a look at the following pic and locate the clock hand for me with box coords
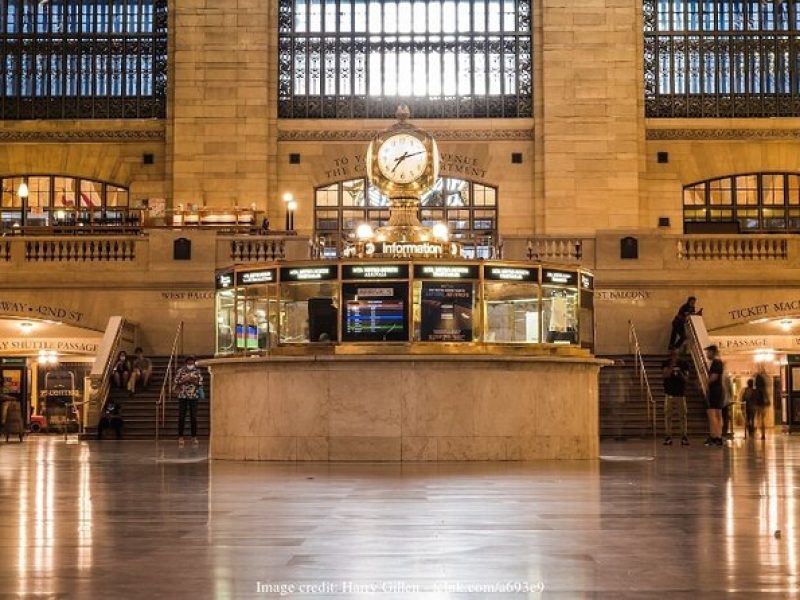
[391,151,425,173]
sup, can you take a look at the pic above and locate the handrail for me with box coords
[156,321,184,442]
[88,316,136,431]
[686,315,711,397]
[628,320,656,438]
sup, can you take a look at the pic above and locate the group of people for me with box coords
[663,297,771,447]
[102,351,205,446]
[112,347,153,396]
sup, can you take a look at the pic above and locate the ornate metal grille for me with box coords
[278,0,532,118]
[684,172,800,232]
[0,0,167,119]
[645,0,800,117]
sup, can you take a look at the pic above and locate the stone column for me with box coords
[538,0,645,234]
[169,0,271,210]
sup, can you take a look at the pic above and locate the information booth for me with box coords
[215,261,595,355]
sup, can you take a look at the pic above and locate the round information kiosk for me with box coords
[203,108,608,462]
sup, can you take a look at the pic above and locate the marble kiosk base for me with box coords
[203,354,607,461]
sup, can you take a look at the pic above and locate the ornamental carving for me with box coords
[0,129,165,143]
[278,128,534,142]
[647,128,800,141]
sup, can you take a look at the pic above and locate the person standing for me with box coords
[721,372,735,440]
[704,345,725,447]
[173,356,204,447]
[742,379,756,437]
[753,366,771,441]
[127,347,152,396]
[662,349,690,446]
[668,296,702,350]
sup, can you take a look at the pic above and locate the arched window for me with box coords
[0,175,130,227]
[315,176,498,256]
[645,1,800,117]
[683,173,800,232]
[278,0,532,118]
[0,0,167,119]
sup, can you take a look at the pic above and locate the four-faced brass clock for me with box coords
[366,107,439,200]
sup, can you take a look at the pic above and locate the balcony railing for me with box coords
[676,236,789,261]
[24,237,138,262]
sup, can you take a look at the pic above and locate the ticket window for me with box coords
[542,286,579,344]
[216,289,236,355]
[280,282,339,343]
[412,280,477,342]
[484,282,541,343]
[236,285,278,354]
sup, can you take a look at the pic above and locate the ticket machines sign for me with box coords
[542,269,578,287]
[484,265,539,282]
[342,264,410,280]
[280,265,338,281]
[236,268,277,286]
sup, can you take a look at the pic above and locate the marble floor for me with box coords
[0,437,798,599]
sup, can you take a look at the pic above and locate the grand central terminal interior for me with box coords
[1,0,799,597]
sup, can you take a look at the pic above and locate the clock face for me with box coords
[376,134,428,184]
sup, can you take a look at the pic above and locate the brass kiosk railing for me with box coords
[156,321,184,442]
[628,320,656,438]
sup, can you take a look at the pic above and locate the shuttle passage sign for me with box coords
[420,282,474,342]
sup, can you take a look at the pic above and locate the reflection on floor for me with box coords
[0,436,798,597]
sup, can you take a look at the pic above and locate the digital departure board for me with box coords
[341,283,408,341]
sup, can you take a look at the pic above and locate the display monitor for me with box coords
[419,281,474,342]
[342,283,409,342]
[235,324,259,349]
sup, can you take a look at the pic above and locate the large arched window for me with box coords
[0,175,130,227]
[645,1,800,117]
[0,0,167,119]
[315,176,498,255]
[278,0,532,118]
[683,173,800,232]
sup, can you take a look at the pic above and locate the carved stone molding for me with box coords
[0,129,165,143]
[647,128,800,141]
[278,128,534,142]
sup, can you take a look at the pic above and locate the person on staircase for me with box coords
[704,345,725,447]
[668,296,703,351]
[97,398,124,440]
[173,355,204,448]
[662,349,690,446]
[127,347,152,397]
[112,350,131,389]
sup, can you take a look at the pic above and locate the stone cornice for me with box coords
[278,128,534,142]
[0,129,165,143]
[647,128,800,141]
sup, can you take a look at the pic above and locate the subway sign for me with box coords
[280,266,338,281]
[484,266,538,282]
[413,264,480,279]
[342,264,410,280]
[236,268,277,286]
[542,269,578,287]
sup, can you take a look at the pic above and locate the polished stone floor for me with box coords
[0,436,798,599]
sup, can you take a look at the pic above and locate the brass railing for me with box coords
[156,321,184,442]
[628,320,656,438]
[88,317,137,431]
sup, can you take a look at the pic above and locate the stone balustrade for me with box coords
[676,236,789,261]
[226,237,287,262]
[526,237,584,263]
[24,237,139,262]
[0,240,10,262]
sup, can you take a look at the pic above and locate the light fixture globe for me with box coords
[432,222,449,242]
[356,223,374,240]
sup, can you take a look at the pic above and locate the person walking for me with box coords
[753,366,771,441]
[721,372,735,439]
[704,345,725,447]
[668,296,702,350]
[662,349,690,446]
[742,379,756,437]
[173,355,204,447]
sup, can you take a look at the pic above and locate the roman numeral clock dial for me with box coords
[376,134,428,184]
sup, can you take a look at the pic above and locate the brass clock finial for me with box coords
[395,104,411,121]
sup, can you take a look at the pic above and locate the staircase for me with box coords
[600,354,708,439]
[98,357,210,440]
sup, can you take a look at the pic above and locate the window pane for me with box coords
[279,0,532,117]
[79,180,102,208]
[762,174,785,205]
[53,177,77,207]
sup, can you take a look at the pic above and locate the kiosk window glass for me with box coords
[542,286,578,344]
[216,289,236,354]
[484,282,540,343]
[280,282,339,343]
[414,280,476,342]
[238,286,276,352]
